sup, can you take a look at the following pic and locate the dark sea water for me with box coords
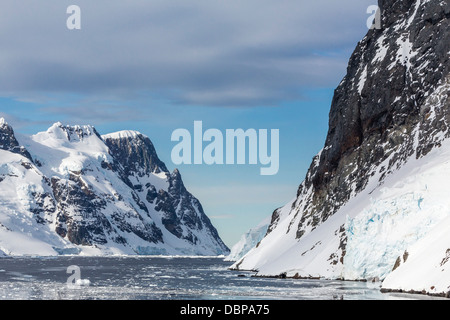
[0,256,436,300]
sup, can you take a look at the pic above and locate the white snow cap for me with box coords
[46,122,63,132]
[47,122,96,134]
[0,117,7,126]
[102,130,146,140]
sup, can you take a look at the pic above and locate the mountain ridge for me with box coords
[0,118,229,256]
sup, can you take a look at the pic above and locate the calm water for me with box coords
[0,256,434,300]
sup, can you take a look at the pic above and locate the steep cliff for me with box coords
[233,0,449,295]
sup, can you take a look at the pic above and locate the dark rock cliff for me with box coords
[283,0,450,241]
[0,119,32,161]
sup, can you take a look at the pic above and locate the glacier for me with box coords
[225,217,270,262]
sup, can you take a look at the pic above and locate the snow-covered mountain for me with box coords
[225,217,270,262]
[0,120,229,256]
[232,0,450,296]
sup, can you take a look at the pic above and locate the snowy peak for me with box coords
[45,122,101,142]
[0,121,229,257]
[102,130,146,141]
[0,117,8,128]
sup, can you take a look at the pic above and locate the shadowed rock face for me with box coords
[104,132,229,254]
[104,133,227,251]
[379,0,416,27]
[104,133,168,177]
[0,120,32,161]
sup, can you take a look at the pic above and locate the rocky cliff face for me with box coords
[297,0,449,236]
[0,121,229,256]
[0,118,32,160]
[103,131,226,252]
[233,0,449,289]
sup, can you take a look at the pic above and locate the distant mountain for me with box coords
[225,217,270,262]
[0,120,229,256]
[232,0,450,296]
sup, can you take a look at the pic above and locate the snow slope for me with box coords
[381,215,450,296]
[233,81,450,296]
[225,217,270,262]
[234,129,450,282]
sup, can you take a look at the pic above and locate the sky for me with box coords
[0,0,375,248]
